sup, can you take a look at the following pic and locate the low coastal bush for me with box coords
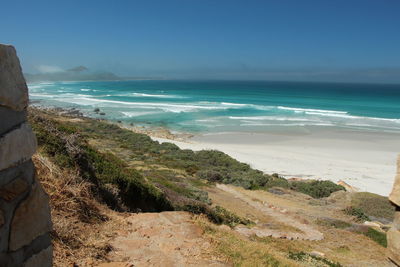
[343,206,370,222]
[182,204,253,227]
[288,251,343,267]
[289,180,345,199]
[363,227,387,247]
[316,218,352,229]
[30,112,172,212]
[351,192,395,222]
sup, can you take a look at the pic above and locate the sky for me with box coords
[1,0,400,83]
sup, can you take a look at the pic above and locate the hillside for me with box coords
[29,107,396,266]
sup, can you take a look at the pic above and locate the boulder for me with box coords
[0,177,29,202]
[387,228,400,265]
[9,181,52,251]
[0,44,28,111]
[0,123,37,171]
[389,156,400,207]
[0,209,4,227]
[310,251,325,258]
[393,211,400,231]
[23,245,52,267]
[0,106,26,135]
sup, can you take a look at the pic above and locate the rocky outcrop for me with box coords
[0,44,52,266]
[389,155,400,266]
[0,45,28,111]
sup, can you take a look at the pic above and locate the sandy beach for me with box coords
[153,127,400,196]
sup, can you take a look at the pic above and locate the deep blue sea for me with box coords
[28,80,400,133]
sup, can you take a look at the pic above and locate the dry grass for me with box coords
[195,216,298,267]
[33,153,121,266]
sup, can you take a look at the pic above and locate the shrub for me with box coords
[288,251,343,267]
[289,180,345,199]
[351,192,395,222]
[182,204,253,227]
[30,113,172,212]
[363,228,387,247]
[343,206,370,222]
[316,218,352,229]
[265,176,290,189]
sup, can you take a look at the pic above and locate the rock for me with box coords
[337,180,359,192]
[0,45,28,111]
[0,106,26,135]
[218,224,231,231]
[0,123,37,171]
[0,209,4,227]
[23,245,52,267]
[389,156,400,206]
[97,263,134,267]
[0,177,29,202]
[9,180,52,251]
[393,211,400,231]
[268,188,285,195]
[363,221,383,229]
[310,251,325,258]
[387,228,400,265]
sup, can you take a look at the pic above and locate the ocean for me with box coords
[28,80,400,134]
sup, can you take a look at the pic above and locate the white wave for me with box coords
[240,122,334,127]
[229,116,315,121]
[131,93,184,98]
[306,111,400,123]
[29,93,55,98]
[80,88,91,91]
[196,119,218,122]
[305,111,358,119]
[277,106,348,114]
[71,98,230,113]
[120,111,159,117]
[221,102,248,107]
[28,85,44,90]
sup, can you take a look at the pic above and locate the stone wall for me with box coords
[389,155,400,266]
[0,44,52,266]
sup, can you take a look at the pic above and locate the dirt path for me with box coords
[215,184,324,241]
[106,211,229,267]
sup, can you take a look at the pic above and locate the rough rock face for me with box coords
[0,44,52,266]
[388,155,400,266]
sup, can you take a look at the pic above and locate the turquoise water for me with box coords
[28,80,400,133]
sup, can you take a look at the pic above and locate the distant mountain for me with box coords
[66,65,89,72]
[24,66,122,82]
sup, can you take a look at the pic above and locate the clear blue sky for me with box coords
[2,0,400,83]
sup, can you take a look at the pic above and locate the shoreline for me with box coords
[152,129,400,196]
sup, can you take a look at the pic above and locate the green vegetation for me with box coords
[343,206,370,222]
[288,251,343,267]
[316,218,352,229]
[289,180,345,199]
[30,113,172,212]
[202,223,289,267]
[363,227,387,247]
[182,204,253,227]
[351,192,395,222]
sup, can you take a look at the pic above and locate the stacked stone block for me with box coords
[0,44,52,266]
[389,155,400,266]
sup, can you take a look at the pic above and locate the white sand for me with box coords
[152,128,400,196]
